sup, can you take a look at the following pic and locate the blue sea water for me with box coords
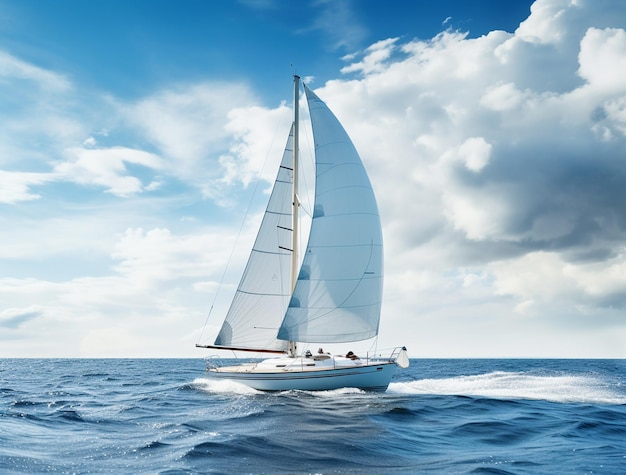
[1,359,625,474]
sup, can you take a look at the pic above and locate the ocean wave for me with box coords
[388,371,626,404]
[303,387,366,397]
[183,434,276,461]
[2,359,625,474]
[138,440,172,451]
[10,399,42,408]
[55,408,87,423]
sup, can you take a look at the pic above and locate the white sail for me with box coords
[277,85,384,343]
[213,125,296,352]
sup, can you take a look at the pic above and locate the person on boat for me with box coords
[345,351,359,360]
[305,350,312,358]
[313,348,331,361]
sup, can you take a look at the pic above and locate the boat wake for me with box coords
[388,371,626,405]
[193,378,261,395]
[305,387,366,397]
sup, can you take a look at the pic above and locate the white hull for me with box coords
[208,356,397,392]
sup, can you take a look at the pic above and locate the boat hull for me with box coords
[208,361,397,392]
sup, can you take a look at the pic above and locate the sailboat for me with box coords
[196,75,409,391]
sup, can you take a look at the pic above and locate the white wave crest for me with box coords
[192,377,261,395]
[305,387,366,397]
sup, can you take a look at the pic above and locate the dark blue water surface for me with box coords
[1,359,625,474]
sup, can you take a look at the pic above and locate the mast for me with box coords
[289,74,300,358]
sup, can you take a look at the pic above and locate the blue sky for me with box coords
[3,1,531,98]
[2,0,626,358]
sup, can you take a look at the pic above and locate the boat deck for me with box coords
[212,355,389,374]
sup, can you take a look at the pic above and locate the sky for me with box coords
[1,0,625,358]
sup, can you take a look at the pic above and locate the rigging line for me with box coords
[197,305,213,345]
[197,117,287,346]
[367,337,379,358]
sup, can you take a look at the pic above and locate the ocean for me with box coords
[1,358,625,474]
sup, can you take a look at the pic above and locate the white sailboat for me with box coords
[196,75,408,391]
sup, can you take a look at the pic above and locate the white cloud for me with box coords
[83,136,97,147]
[564,251,626,298]
[111,227,231,285]
[457,137,492,172]
[489,250,626,320]
[515,0,577,45]
[124,83,257,166]
[442,188,509,241]
[0,170,52,203]
[578,27,626,93]
[0,49,89,172]
[491,252,577,301]
[0,224,247,357]
[481,82,527,111]
[602,96,626,136]
[341,38,399,75]
[218,103,292,187]
[120,82,293,202]
[55,146,164,196]
[0,50,71,92]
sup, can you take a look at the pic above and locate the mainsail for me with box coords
[213,126,296,352]
[276,85,384,343]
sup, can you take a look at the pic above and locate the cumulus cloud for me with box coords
[217,103,292,187]
[578,27,626,93]
[118,82,289,202]
[55,146,164,196]
[480,82,528,111]
[457,137,492,172]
